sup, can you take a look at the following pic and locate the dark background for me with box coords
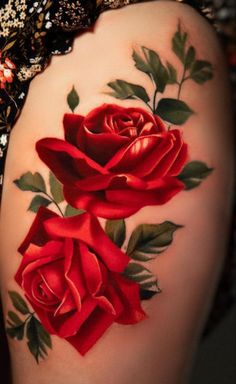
[191,305,236,384]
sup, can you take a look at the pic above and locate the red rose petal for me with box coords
[15,241,63,286]
[18,207,58,254]
[31,274,59,306]
[66,306,115,355]
[148,130,187,178]
[39,260,65,299]
[120,134,173,178]
[81,126,129,165]
[106,177,184,206]
[126,108,164,134]
[78,244,117,315]
[36,138,107,185]
[64,238,86,311]
[113,274,147,324]
[168,142,188,176]
[94,295,116,315]
[72,173,114,191]
[53,296,97,338]
[63,113,84,147]
[153,114,166,132]
[79,242,102,296]
[66,280,126,355]
[105,135,161,172]
[54,289,78,316]
[63,187,140,219]
[44,213,130,272]
[72,172,146,191]
[84,104,127,132]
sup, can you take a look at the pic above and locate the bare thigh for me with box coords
[0,2,234,384]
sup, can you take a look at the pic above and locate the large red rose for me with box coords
[36,104,188,219]
[15,207,146,355]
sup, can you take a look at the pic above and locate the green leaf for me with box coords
[64,204,85,217]
[6,323,25,340]
[123,262,160,300]
[172,23,187,63]
[49,172,64,204]
[28,195,51,213]
[124,262,152,276]
[155,98,194,125]
[26,317,52,363]
[140,289,159,300]
[166,62,177,84]
[8,291,30,315]
[107,79,150,103]
[132,49,151,75]
[184,46,196,69]
[190,60,214,84]
[133,47,169,92]
[177,161,213,190]
[127,251,154,262]
[140,281,159,290]
[105,219,126,248]
[7,311,24,326]
[127,222,182,261]
[14,172,46,193]
[124,262,156,283]
[127,273,153,283]
[67,86,80,112]
[142,47,169,92]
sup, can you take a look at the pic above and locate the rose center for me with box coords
[31,274,59,306]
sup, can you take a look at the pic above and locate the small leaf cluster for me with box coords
[105,220,182,299]
[14,171,83,217]
[172,23,214,84]
[106,22,213,126]
[14,171,63,213]
[6,291,52,363]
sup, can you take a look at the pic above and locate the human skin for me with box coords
[0,1,234,383]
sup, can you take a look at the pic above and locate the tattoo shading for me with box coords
[107,21,214,123]
[6,291,52,362]
[7,23,214,362]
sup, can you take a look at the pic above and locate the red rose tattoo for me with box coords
[36,104,188,219]
[8,24,214,362]
[15,207,146,355]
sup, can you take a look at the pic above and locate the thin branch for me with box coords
[153,89,158,112]
[43,191,64,217]
[177,65,186,99]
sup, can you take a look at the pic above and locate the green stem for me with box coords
[24,313,35,324]
[135,96,153,113]
[177,67,187,99]
[43,191,64,217]
[177,72,191,99]
[153,89,158,112]
[144,101,154,113]
[17,312,35,329]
